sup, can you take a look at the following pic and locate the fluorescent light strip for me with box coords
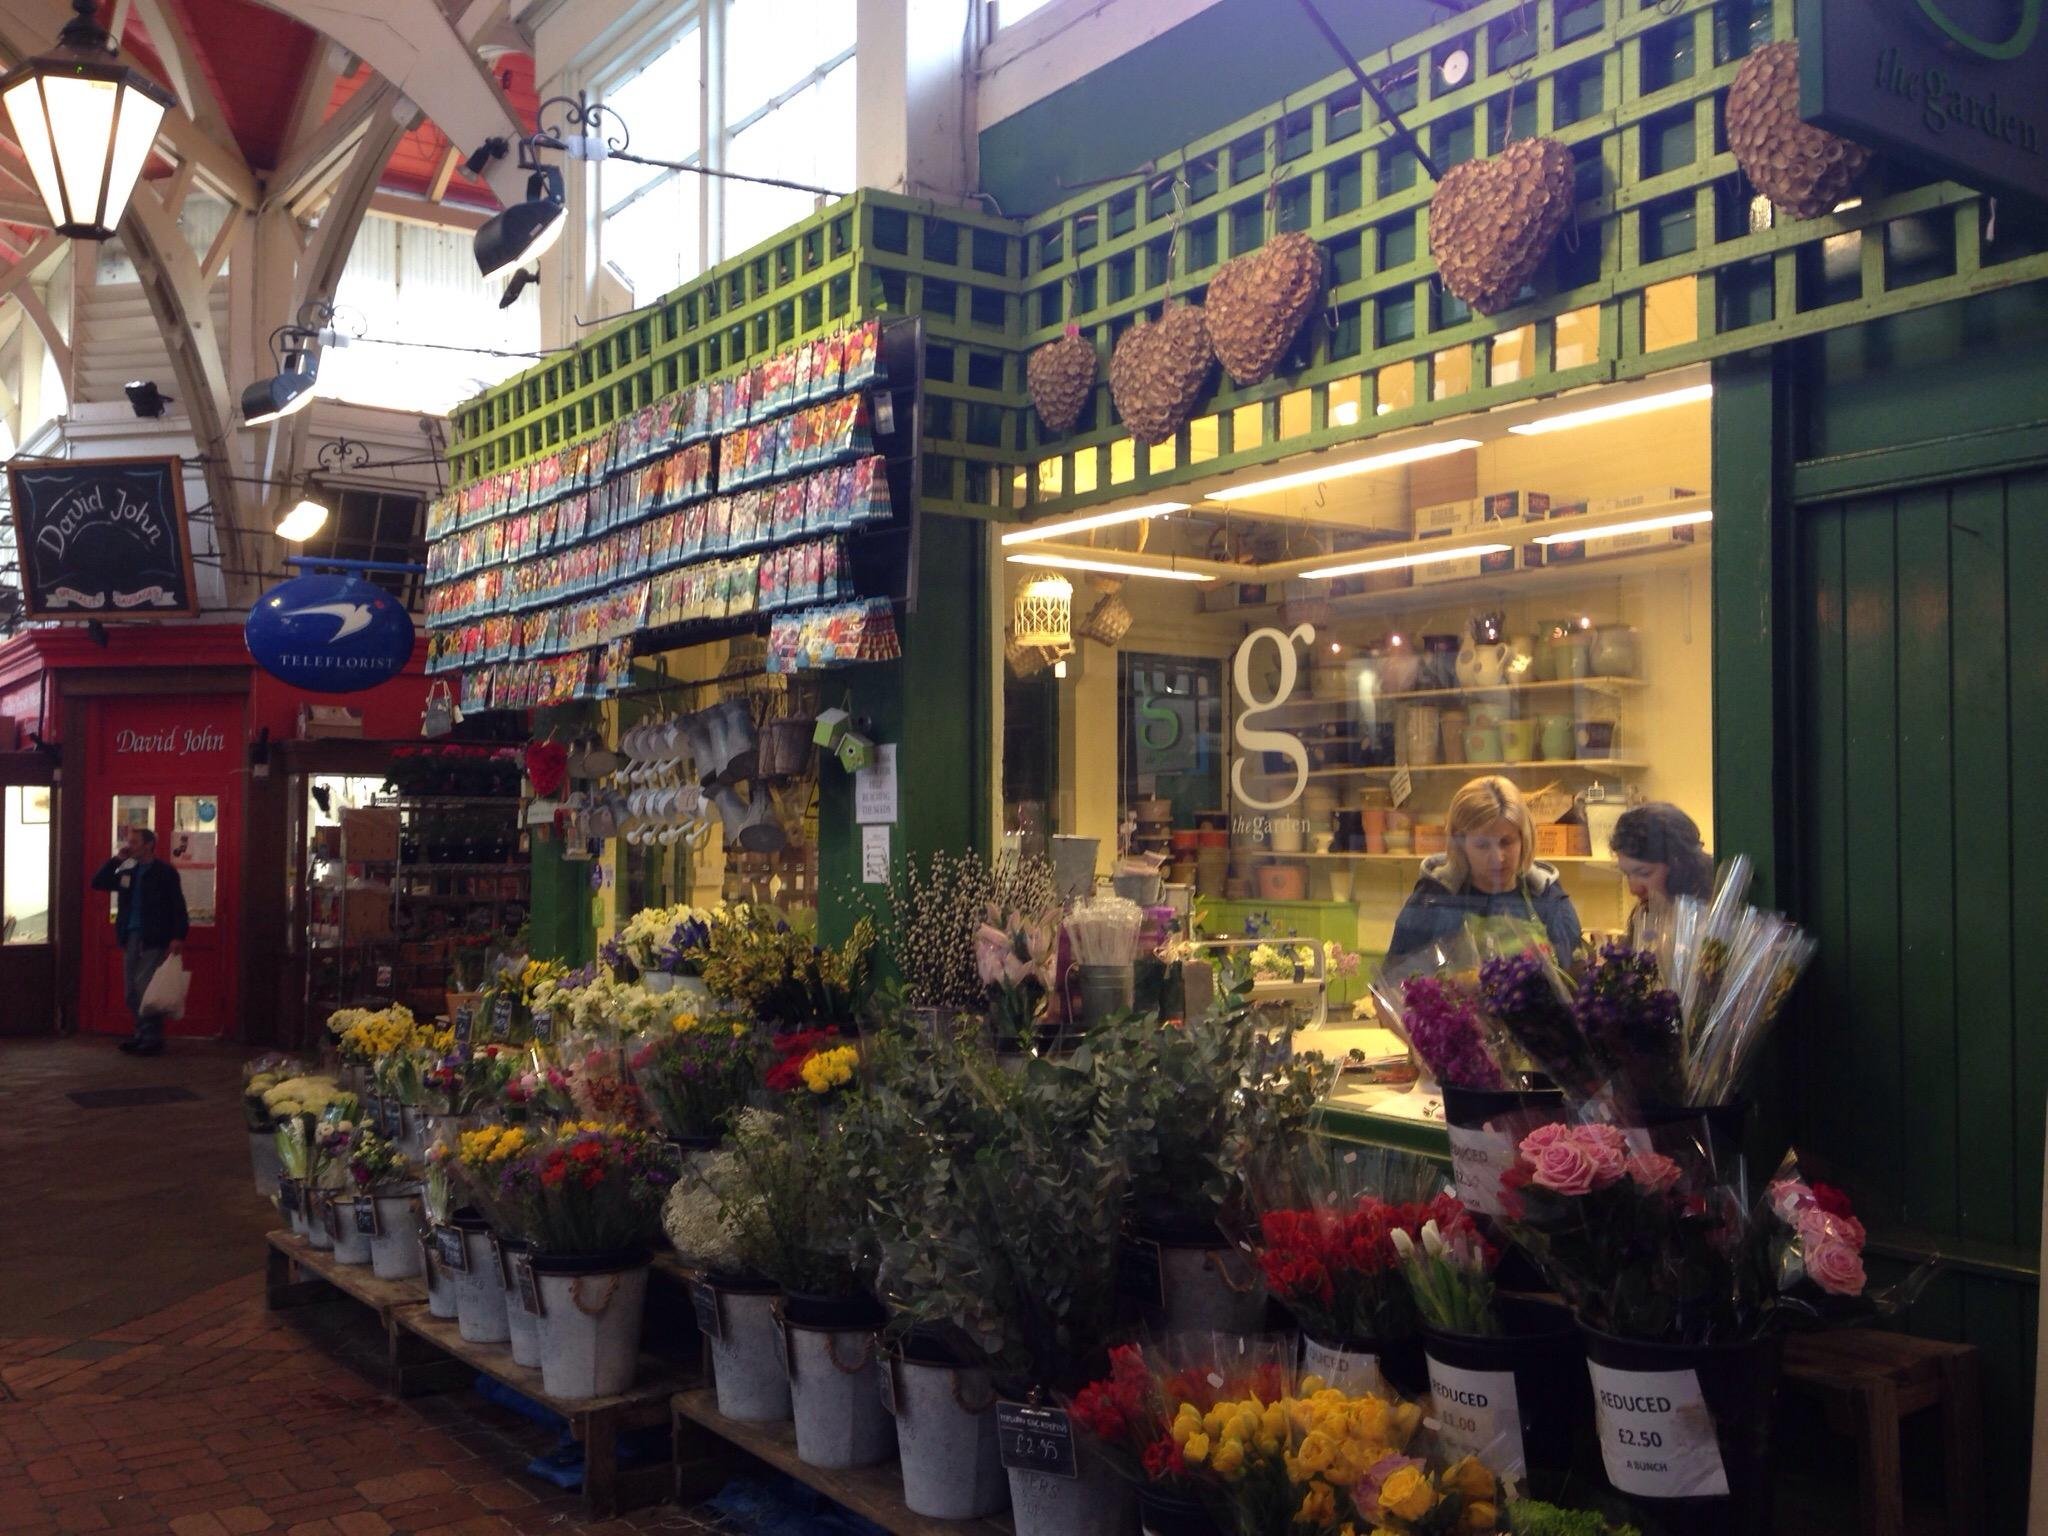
[1006,553,1212,583]
[1301,542,1512,580]
[999,500,1190,546]
[1532,509,1713,544]
[1506,382,1713,436]
[1204,437,1482,500]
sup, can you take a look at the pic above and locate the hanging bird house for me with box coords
[1013,572,1075,653]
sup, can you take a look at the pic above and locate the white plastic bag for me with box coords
[140,955,190,1020]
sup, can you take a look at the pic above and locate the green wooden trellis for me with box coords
[448,0,2048,522]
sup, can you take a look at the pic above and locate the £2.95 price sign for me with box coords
[996,1402,1077,1479]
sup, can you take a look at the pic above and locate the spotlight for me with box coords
[474,164,565,282]
[464,136,508,176]
[1438,46,1472,87]
[124,379,169,418]
[499,267,537,309]
[241,354,317,425]
[274,497,330,542]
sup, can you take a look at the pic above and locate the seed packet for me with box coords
[843,318,881,388]
[704,496,732,553]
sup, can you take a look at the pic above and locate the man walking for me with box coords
[90,828,189,1056]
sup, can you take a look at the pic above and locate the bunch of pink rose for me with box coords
[1763,1174,1868,1299]
[1506,1122,1683,1204]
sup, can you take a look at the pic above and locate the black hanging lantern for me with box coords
[0,0,174,239]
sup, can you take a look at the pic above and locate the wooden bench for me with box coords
[264,1229,441,1395]
[1781,1329,1983,1536]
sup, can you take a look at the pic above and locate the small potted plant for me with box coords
[499,1125,680,1399]
[718,1109,888,1468]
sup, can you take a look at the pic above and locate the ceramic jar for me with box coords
[1456,636,1509,690]
[1591,626,1639,678]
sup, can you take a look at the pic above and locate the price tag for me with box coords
[278,1176,301,1216]
[1301,1336,1385,1399]
[1115,1237,1164,1308]
[878,1357,898,1417]
[691,1284,722,1342]
[1587,1362,1729,1498]
[453,1007,473,1055]
[532,1009,554,1045]
[375,963,393,990]
[1447,1123,1516,1215]
[364,1094,384,1132]
[487,1232,508,1286]
[873,390,896,435]
[492,999,513,1039]
[354,1198,380,1237]
[319,1194,342,1241]
[997,1403,1077,1479]
[381,1098,403,1139]
[1426,1354,1525,1481]
[1390,767,1414,807]
[509,1248,542,1316]
[434,1224,468,1272]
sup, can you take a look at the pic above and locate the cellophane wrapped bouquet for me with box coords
[629,1011,762,1140]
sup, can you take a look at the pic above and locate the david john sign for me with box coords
[1798,0,2046,205]
[5,456,198,619]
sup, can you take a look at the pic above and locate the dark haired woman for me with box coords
[1611,801,1714,943]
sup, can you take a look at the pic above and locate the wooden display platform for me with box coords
[266,1231,693,1517]
[394,1306,693,1515]
[673,1388,1014,1536]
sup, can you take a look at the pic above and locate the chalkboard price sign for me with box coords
[6,456,198,619]
[354,1198,379,1237]
[691,1284,722,1341]
[433,1224,467,1271]
[997,1402,1077,1479]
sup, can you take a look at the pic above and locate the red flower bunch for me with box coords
[764,1027,842,1093]
[1258,1193,1471,1343]
[1069,1342,1284,1491]
[1072,1343,1152,1447]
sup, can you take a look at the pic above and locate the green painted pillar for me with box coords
[817,512,990,944]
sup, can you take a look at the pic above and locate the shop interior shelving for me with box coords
[390,796,528,1011]
[1259,676,1649,715]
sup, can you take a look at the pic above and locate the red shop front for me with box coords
[0,623,435,1041]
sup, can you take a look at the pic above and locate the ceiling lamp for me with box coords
[1000,499,1189,546]
[474,162,565,282]
[1006,552,1212,583]
[1205,437,1481,501]
[1506,382,1713,435]
[0,0,174,239]
[241,341,317,425]
[1300,542,1511,580]
[274,498,330,543]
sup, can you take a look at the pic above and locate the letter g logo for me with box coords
[1915,0,2040,60]
[1232,625,1314,811]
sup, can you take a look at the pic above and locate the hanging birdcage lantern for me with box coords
[1012,572,1074,653]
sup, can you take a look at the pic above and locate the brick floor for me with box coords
[1,1041,740,1536]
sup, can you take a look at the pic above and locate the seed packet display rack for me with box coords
[427,318,923,713]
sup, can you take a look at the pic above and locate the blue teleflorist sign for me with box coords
[245,572,415,693]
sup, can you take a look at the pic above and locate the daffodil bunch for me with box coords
[440,1120,532,1227]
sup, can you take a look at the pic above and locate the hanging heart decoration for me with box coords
[1027,324,1097,436]
[1205,230,1325,387]
[1428,135,1577,315]
[1109,303,1215,446]
[1727,41,1871,220]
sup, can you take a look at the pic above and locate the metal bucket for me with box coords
[1071,963,1135,1028]
[250,1131,281,1199]
[1009,1450,1134,1536]
[706,1283,790,1422]
[502,1239,542,1369]
[786,1320,895,1469]
[533,1259,650,1400]
[329,1198,373,1266]
[889,1355,1005,1519]
[367,1191,423,1279]
[451,1220,510,1343]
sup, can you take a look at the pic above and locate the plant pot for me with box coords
[1139,1485,1225,1536]
[329,1197,374,1266]
[1423,1297,1586,1483]
[424,1239,459,1319]
[501,1237,542,1369]
[396,1105,429,1162]
[1579,1325,1782,1535]
[1132,1213,1266,1335]
[1299,1328,1428,1399]
[703,1279,790,1422]
[782,1306,894,1469]
[1009,1447,1134,1536]
[451,1216,510,1344]
[1072,963,1135,1028]
[531,1253,651,1400]
[887,1351,1006,1519]
[250,1130,281,1198]
[368,1190,424,1280]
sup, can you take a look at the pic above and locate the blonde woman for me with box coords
[1387,776,1582,962]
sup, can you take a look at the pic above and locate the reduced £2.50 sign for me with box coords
[1586,1362,1728,1498]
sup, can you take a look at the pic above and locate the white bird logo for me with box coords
[282,601,376,641]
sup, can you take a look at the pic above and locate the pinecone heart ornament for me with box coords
[1206,230,1324,386]
[1428,136,1577,315]
[1109,304,1216,446]
[1028,326,1097,436]
[1727,41,1871,219]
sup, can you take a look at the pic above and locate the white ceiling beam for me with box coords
[250,0,530,208]
[269,76,395,214]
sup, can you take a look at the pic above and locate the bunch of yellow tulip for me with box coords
[328,1004,432,1063]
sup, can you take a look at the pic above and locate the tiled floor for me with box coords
[0,1040,742,1536]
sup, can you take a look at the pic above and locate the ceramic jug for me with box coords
[1456,635,1510,689]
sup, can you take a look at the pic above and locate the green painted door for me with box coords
[1795,465,2048,1527]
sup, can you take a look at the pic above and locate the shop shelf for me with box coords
[393,796,524,809]
[1261,676,1648,713]
[1290,851,1622,868]
[400,863,531,874]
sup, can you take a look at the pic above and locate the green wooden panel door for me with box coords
[1795,467,2048,1529]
